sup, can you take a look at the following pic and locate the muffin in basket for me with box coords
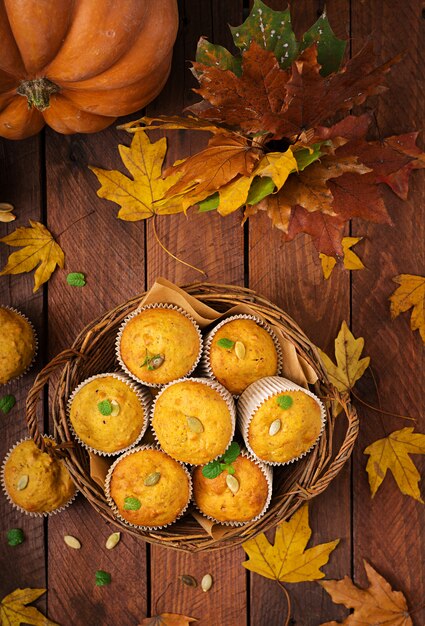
[68,373,151,455]
[2,438,76,515]
[238,377,325,465]
[151,378,235,465]
[105,447,191,528]
[0,306,36,384]
[117,305,202,386]
[193,445,272,525]
[202,315,281,395]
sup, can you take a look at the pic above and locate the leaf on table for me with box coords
[0,587,59,626]
[242,504,339,582]
[320,237,365,279]
[119,115,229,135]
[89,131,185,221]
[0,202,16,222]
[320,560,413,625]
[300,10,346,76]
[138,614,197,626]
[364,427,425,502]
[318,321,370,392]
[195,36,241,76]
[389,274,425,343]
[0,220,65,292]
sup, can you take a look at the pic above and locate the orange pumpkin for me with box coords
[0,0,179,139]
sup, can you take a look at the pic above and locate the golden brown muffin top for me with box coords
[0,308,35,384]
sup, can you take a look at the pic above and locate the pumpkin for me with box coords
[0,0,179,139]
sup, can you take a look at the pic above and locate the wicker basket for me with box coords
[25,283,358,553]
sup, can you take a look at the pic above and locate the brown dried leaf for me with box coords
[138,614,197,626]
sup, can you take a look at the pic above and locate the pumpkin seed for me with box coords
[64,535,81,550]
[269,418,282,436]
[110,400,120,417]
[235,341,246,360]
[226,474,240,495]
[144,472,161,486]
[149,355,165,370]
[201,573,213,592]
[186,415,204,433]
[105,532,121,550]
[180,574,197,587]
[16,475,29,491]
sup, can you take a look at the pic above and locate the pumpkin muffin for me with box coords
[106,447,191,528]
[117,305,202,386]
[151,378,235,465]
[193,453,272,525]
[2,438,76,515]
[68,373,150,455]
[202,315,281,395]
[238,377,325,464]
[0,307,36,384]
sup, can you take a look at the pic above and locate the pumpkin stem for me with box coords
[17,78,60,112]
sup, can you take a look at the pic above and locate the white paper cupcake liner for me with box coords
[67,372,152,457]
[200,314,283,398]
[104,444,193,530]
[150,376,236,466]
[1,306,38,386]
[115,303,203,388]
[192,448,273,527]
[238,376,326,467]
[1,436,78,517]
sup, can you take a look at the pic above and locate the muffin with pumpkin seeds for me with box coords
[0,307,36,384]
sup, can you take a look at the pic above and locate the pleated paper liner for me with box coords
[238,376,327,466]
[150,376,236,465]
[115,303,203,388]
[1,306,38,385]
[67,372,152,457]
[200,314,283,397]
[1,436,78,517]
[104,444,193,531]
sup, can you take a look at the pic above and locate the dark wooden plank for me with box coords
[146,2,248,624]
[248,1,352,624]
[0,136,46,602]
[351,1,425,623]
[45,124,148,625]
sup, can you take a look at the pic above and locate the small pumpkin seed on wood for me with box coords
[201,573,213,592]
[269,418,282,436]
[186,415,204,433]
[235,341,246,360]
[226,474,239,494]
[64,535,81,549]
[105,532,121,550]
[16,475,29,490]
[144,472,161,486]
[180,574,197,587]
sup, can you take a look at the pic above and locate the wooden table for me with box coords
[1,1,424,624]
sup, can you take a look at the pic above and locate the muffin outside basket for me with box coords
[25,283,358,553]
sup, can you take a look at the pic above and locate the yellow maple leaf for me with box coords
[319,237,365,280]
[242,504,339,583]
[0,202,16,223]
[318,321,370,392]
[364,427,425,502]
[89,131,184,221]
[0,587,59,626]
[389,273,425,343]
[0,220,65,293]
[320,560,413,626]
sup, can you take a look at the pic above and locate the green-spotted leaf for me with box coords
[196,36,242,76]
[223,442,241,464]
[277,395,293,410]
[217,338,235,350]
[230,0,298,69]
[123,496,141,511]
[202,461,222,479]
[198,192,219,212]
[7,528,24,546]
[247,176,276,205]
[301,11,347,76]
[0,394,16,414]
[98,399,112,416]
[95,570,111,586]
[66,272,86,287]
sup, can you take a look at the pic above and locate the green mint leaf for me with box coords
[222,442,241,464]
[195,37,242,76]
[277,395,293,410]
[7,528,24,546]
[217,338,235,350]
[246,176,275,206]
[202,461,222,479]
[198,192,219,213]
[0,394,16,414]
[300,11,347,76]
[226,465,236,475]
[123,496,141,511]
[95,570,111,586]
[98,399,112,416]
[66,272,86,287]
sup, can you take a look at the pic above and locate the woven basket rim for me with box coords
[25,282,359,553]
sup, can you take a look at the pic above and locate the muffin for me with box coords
[151,378,235,465]
[0,307,36,384]
[202,315,281,395]
[105,447,191,528]
[117,305,202,386]
[238,377,325,465]
[193,452,272,525]
[68,373,151,455]
[2,438,76,515]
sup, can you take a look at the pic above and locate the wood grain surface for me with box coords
[1,1,424,625]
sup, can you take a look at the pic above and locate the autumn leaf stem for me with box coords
[56,210,96,240]
[151,214,207,277]
[351,389,417,422]
[275,581,292,626]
